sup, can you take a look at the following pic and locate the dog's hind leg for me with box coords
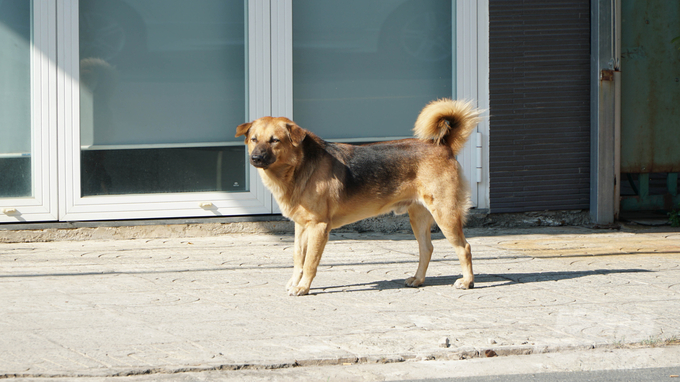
[405,203,435,287]
[428,207,474,290]
[449,223,474,290]
[288,221,330,296]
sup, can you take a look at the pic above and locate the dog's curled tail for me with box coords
[413,99,483,155]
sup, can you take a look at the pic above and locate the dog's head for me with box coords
[235,116,307,170]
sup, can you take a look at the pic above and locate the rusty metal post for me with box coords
[613,1,621,220]
[590,0,621,224]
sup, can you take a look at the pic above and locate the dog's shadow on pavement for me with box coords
[314,268,652,294]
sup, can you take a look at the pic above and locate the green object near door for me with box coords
[620,0,680,211]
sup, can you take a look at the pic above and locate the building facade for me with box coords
[2,0,646,226]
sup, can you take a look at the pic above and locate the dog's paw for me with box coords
[405,277,424,287]
[287,286,310,296]
[286,274,303,290]
[454,278,474,290]
[285,279,297,290]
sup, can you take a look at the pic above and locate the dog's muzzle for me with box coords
[250,149,275,169]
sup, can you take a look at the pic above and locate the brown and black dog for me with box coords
[236,99,483,296]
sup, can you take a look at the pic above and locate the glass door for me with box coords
[292,0,454,141]
[287,0,489,208]
[2,0,486,224]
[0,1,57,223]
[58,0,271,221]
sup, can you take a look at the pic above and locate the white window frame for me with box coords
[56,0,271,221]
[456,0,490,210]
[0,1,58,223]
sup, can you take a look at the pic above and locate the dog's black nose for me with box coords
[250,153,270,168]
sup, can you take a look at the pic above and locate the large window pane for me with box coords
[79,0,247,196]
[0,0,32,197]
[293,0,453,140]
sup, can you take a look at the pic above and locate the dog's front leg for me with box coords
[286,222,307,293]
[288,221,329,296]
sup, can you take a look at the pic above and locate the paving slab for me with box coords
[0,226,679,379]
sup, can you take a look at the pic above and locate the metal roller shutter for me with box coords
[488,0,591,213]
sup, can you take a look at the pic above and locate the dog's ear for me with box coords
[286,123,306,147]
[235,122,252,138]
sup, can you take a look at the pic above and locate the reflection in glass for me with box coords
[0,0,32,198]
[79,0,247,196]
[293,0,453,140]
[81,147,246,196]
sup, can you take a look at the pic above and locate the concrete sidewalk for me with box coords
[1,226,679,379]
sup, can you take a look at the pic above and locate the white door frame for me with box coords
[55,0,271,221]
[456,0,490,210]
[268,0,490,211]
[0,1,58,223]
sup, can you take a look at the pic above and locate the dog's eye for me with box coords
[250,137,258,143]
[270,137,280,143]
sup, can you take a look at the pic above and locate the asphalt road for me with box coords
[411,366,680,382]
